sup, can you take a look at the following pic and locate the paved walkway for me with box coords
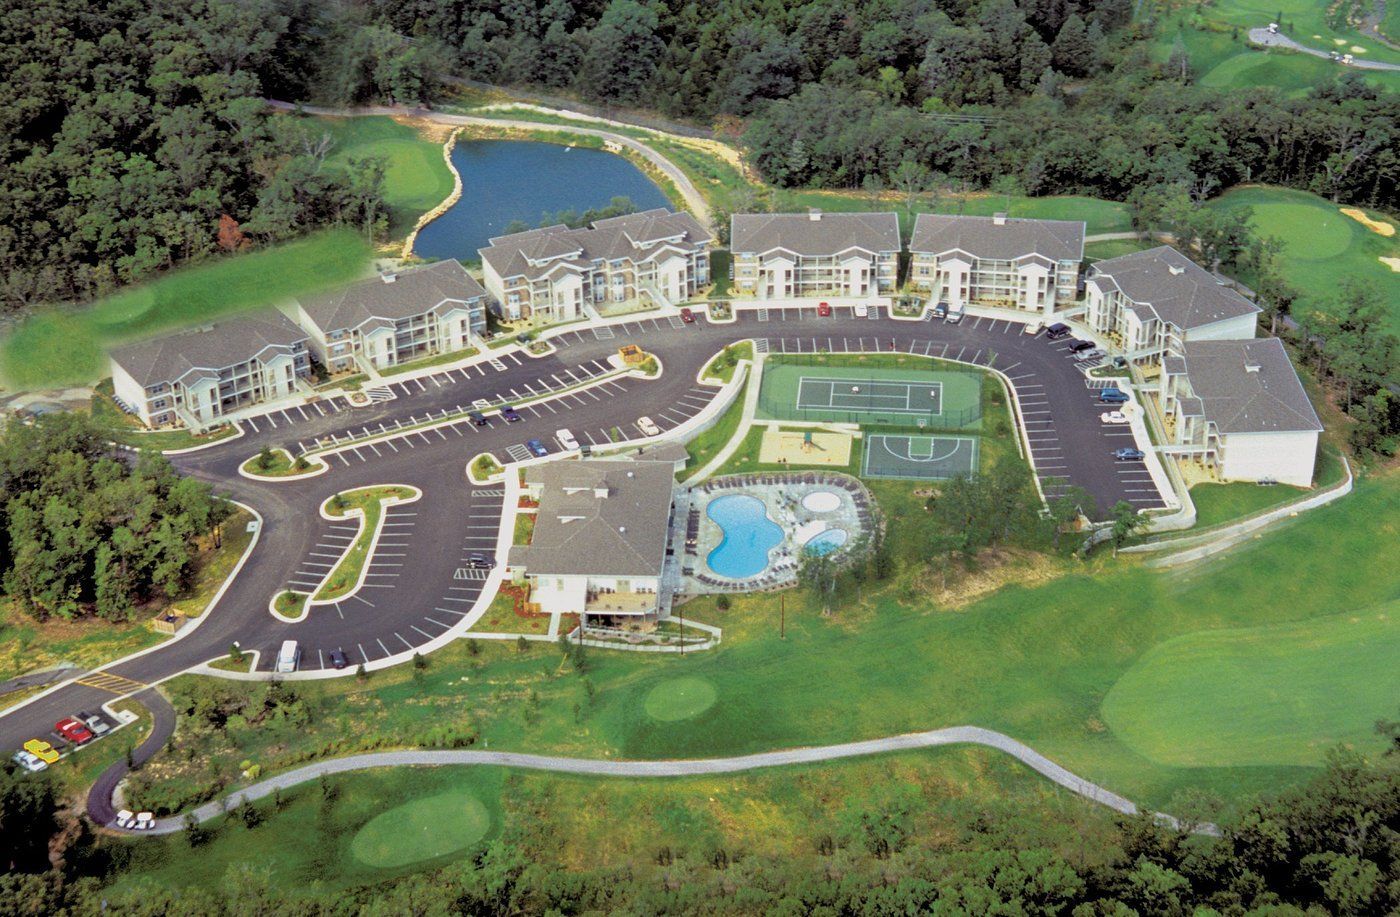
[264,100,713,229]
[109,725,1218,837]
[1248,27,1400,70]
[86,688,177,826]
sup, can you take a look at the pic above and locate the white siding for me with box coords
[1185,312,1259,343]
[1219,430,1319,486]
[110,360,152,426]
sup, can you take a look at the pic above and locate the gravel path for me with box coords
[1248,27,1400,70]
[112,726,1219,837]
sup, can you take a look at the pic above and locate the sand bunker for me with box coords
[1350,45,1367,54]
[1341,208,1396,237]
[1380,257,1400,273]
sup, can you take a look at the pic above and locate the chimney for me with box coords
[593,486,609,499]
[808,209,822,222]
[1168,265,1185,276]
[993,212,1007,226]
[381,273,397,283]
[1245,362,1261,373]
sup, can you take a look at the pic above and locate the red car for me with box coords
[817,302,832,317]
[55,717,94,745]
[679,307,695,323]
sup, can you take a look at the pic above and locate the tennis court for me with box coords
[861,434,979,480]
[757,359,982,430]
[796,377,943,416]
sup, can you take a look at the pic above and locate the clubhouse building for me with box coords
[1159,338,1323,487]
[1084,246,1261,365]
[109,310,311,429]
[479,208,712,322]
[294,260,488,374]
[908,213,1085,315]
[508,459,677,621]
[730,210,900,301]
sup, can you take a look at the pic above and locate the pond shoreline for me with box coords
[400,129,464,260]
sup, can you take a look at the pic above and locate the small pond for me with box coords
[412,140,672,262]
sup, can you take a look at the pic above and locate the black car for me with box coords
[329,650,349,670]
[932,301,949,319]
[464,553,494,569]
[1045,322,1071,340]
[1113,447,1146,461]
[468,411,488,426]
[1068,339,1097,353]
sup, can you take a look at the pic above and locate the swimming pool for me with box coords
[803,528,849,557]
[706,494,783,579]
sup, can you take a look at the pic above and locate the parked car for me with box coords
[679,307,695,323]
[1110,355,1128,368]
[1068,339,1096,353]
[1045,322,1071,340]
[329,650,349,670]
[515,332,533,344]
[556,428,579,450]
[817,301,832,317]
[1100,411,1129,424]
[1114,447,1146,461]
[11,750,47,773]
[526,438,549,457]
[276,639,300,674]
[54,717,93,745]
[76,711,110,736]
[23,739,60,765]
[464,553,494,569]
[932,301,949,319]
[468,411,488,426]
[945,306,964,324]
[853,303,869,317]
[1099,388,1130,404]
[637,416,661,437]
[1075,348,1107,363]
[501,405,522,422]
[1023,321,1043,336]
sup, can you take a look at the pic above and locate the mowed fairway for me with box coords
[350,791,491,868]
[1209,186,1400,333]
[1102,607,1400,768]
[0,230,370,389]
[313,115,456,238]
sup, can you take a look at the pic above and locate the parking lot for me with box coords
[239,393,353,435]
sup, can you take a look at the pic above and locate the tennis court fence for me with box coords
[759,355,983,430]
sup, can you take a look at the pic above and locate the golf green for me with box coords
[1242,200,1354,260]
[644,676,719,722]
[1101,606,1400,768]
[349,790,491,868]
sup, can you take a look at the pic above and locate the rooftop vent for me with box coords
[626,470,634,478]
[1168,265,1185,276]
[618,526,627,534]
[1245,363,1262,373]
[993,212,1008,226]
[593,486,610,499]
[808,209,822,222]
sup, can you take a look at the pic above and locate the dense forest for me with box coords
[2,733,1397,913]
[0,414,229,621]
[0,0,388,309]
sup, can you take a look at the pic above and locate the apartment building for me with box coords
[1084,246,1260,364]
[508,459,677,621]
[1159,338,1323,487]
[294,260,487,374]
[729,211,900,301]
[109,310,311,429]
[478,209,711,323]
[908,213,1085,315]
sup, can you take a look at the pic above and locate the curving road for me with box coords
[85,688,177,826]
[1248,27,1400,71]
[264,100,714,229]
[118,725,1219,837]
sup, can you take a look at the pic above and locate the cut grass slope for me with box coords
[0,231,370,390]
[314,115,456,239]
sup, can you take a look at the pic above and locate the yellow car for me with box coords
[23,739,60,765]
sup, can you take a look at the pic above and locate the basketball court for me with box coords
[861,434,979,480]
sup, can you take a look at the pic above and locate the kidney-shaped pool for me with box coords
[705,494,783,580]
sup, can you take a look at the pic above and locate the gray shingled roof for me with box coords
[1176,338,1322,435]
[730,211,900,257]
[479,209,710,282]
[508,460,675,577]
[1089,246,1260,331]
[297,260,485,333]
[109,310,307,388]
[909,214,1084,261]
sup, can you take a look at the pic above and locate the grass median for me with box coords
[315,487,416,604]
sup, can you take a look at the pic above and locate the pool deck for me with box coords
[675,472,874,595]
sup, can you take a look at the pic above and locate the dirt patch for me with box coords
[1341,207,1396,236]
[916,547,1066,610]
[389,114,457,144]
[1381,257,1400,273]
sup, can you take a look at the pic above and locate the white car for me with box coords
[853,303,869,317]
[11,750,47,773]
[1100,411,1129,424]
[1023,321,1043,336]
[556,428,579,451]
[637,416,661,437]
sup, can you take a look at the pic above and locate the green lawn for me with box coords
[1085,238,1154,262]
[1101,605,1400,767]
[316,487,415,602]
[0,231,370,390]
[701,341,752,383]
[313,116,457,239]
[378,347,480,377]
[1188,447,1344,529]
[707,249,733,298]
[1206,186,1400,332]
